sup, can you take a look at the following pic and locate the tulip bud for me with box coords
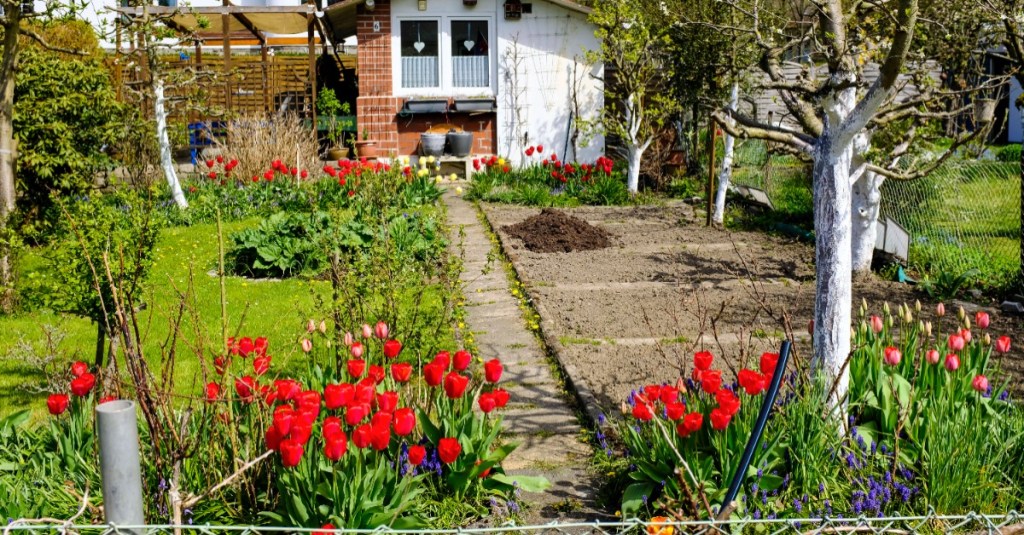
[675,376,687,394]
[374,321,389,340]
[925,321,933,337]
[620,402,631,415]
[883,302,891,315]
[319,320,327,334]
[936,303,945,317]
[307,319,316,333]
[344,332,354,347]
[958,306,966,321]
[915,300,922,313]
[918,321,925,334]
[361,324,372,339]
[301,338,313,353]
[851,326,858,339]
[984,333,991,346]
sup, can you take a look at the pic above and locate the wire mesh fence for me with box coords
[728,140,1021,289]
[5,513,1024,535]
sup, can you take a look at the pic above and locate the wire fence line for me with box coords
[5,513,1024,535]
[728,140,1021,288]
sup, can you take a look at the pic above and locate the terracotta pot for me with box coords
[354,140,378,159]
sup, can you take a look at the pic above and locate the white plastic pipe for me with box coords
[97,400,146,530]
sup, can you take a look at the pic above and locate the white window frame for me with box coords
[392,14,495,98]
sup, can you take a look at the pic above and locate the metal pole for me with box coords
[97,400,145,531]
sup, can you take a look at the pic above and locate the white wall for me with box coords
[1009,77,1022,144]
[495,1,603,165]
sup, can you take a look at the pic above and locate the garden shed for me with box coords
[322,0,604,163]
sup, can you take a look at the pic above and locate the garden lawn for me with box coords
[0,217,333,419]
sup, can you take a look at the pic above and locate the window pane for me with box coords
[400,20,439,88]
[451,20,489,88]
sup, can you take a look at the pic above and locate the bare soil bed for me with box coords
[480,202,1024,412]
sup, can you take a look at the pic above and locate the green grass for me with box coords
[0,217,334,418]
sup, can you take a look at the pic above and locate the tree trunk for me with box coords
[713,83,739,225]
[1,6,21,312]
[626,144,643,193]
[812,86,857,405]
[851,133,883,274]
[94,323,107,367]
[154,78,188,208]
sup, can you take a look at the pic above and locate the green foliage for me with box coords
[20,190,162,322]
[919,268,979,300]
[229,211,368,278]
[578,174,630,205]
[14,44,130,218]
[467,154,628,207]
[996,144,1021,163]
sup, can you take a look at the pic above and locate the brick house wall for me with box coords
[355,0,497,157]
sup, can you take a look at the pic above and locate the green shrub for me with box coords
[229,211,371,278]
[579,174,629,205]
[996,144,1021,163]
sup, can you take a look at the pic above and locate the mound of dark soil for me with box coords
[502,208,612,253]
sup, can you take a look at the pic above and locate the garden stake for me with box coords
[721,339,791,510]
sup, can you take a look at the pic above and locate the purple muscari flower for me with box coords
[880,443,888,455]
[757,468,763,478]
[762,495,768,505]
[753,510,761,520]
[627,391,636,406]
[508,500,520,513]
[793,499,803,513]
[767,513,777,520]
[751,483,759,494]
[598,413,607,425]
[845,452,857,468]
[998,390,1010,401]
[819,483,825,493]
[802,494,808,503]
[871,442,878,455]
[642,495,648,505]
[983,386,992,398]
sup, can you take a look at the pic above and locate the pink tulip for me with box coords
[996,335,1012,354]
[301,339,313,353]
[319,321,327,334]
[870,315,884,334]
[306,319,316,333]
[945,354,960,371]
[350,342,364,359]
[344,332,354,347]
[972,374,989,393]
[936,303,945,317]
[926,349,940,365]
[948,334,965,352]
[975,311,990,330]
[374,321,389,340]
[361,324,372,339]
[883,346,901,366]
[961,329,972,343]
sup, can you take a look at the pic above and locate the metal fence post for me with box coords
[97,400,146,531]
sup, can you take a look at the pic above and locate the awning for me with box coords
[116,3,317,41]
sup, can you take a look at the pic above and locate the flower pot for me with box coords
[404,99,449,114]
[452,98,496,113]
[327,147,347,160]
[974,98,997,125]
[447,130,474,157]
[420,133,447,157]
[354,140,378,159]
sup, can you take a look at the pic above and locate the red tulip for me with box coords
[945,354,960,371]
[444,372,470,399]
[352,424,372,449]
[492,388,510,408]
[972,374,989,393]
[433,351,451,370]
[70,361,89,377]
[279,439,304,467]
[253,355,271,376]
[948,334,965,352]
[870,315,884,334]
[710,407,732,430]
[374,321,389,339]
[975,311,990,329]
[376,391,399,413]
[273,406,294,436]
[299,389,320,407]
[234,376,256,402]
[676,412,703,437]
[700,370,722,394]
[263,170,274,181]
[265,425,283,451]
[759,352,779,376]
[715,389,741,416]
[478,392,497,413]
[370,423,390,451]
[323,416,343,440]
[453,350,472,371]
[996,335,1012,354]
[659,386,679,404]
[324,432,348,461]
[438,437,462,464]
[383,339,403,359]
[214,356,228,375]
[367,365,385,384]
[961,329,973,343]
[347,359,366,378]
[632,402,654,421]
[484,359,503,383]
[525,146,535,156]
[424,362,445,387]
[70,372,96,397]
[926,349,941,365]
[238,337,255,357]
[205,159,214,168]
[316,524,336,535]
[290,167,298,176]
[300,169,309,179]
[99,396,117,404]
[275,379,302,402]
[536,144,544,153]
[46,394,69,415]
[693,351,713,371]
[394,407,416,436]
[325,384,351,410]
[354,382,375,404]
[665,402,686,421]
[883,346,901,366]
[254,337,269,356]
[291,421,313,444]
[216,155,224,163]
[205,382,221,403]
[391,363,413,382]
[738,369,766,395]
[346,404,368,426]
[350,342,364,359]
[408,444,426,465]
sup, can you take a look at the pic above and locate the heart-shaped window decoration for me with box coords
[463,40,475,52]
[413,24,426,53]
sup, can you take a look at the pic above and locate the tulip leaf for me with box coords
[622,481,655,516]
[488,473,551,493]
[758,474,784,491]
[417,411,441,443]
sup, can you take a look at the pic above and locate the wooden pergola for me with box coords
[117,1,326,125]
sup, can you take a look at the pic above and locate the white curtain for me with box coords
[453,56,488,88]
[402,56,439,88]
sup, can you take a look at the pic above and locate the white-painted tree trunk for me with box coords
[812,86,857,406]
[626,145,643,193]
[713,83,739,225]
[850,133,883,273]
[154,79,188,209]
[623,93,651,194]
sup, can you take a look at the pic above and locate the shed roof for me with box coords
[115,3,316,42]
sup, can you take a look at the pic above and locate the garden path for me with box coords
[443,189,610,523]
